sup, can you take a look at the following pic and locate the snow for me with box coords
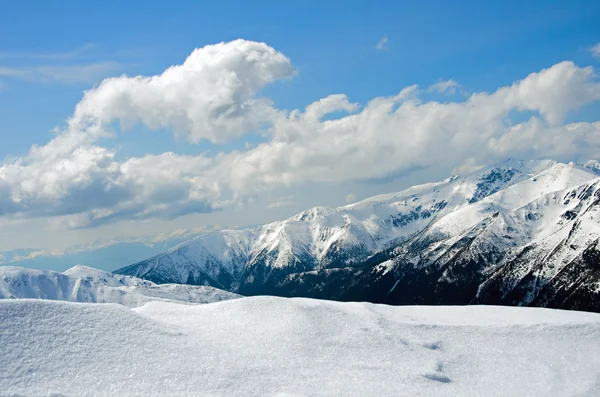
[431,163,597,237]
[0,265,240,307]
[119,228,255,285]
[63,265,153,287]
[1,297,599,396]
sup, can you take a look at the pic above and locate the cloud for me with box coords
[0,43,98,60]
[0,44,123,85]
[592,43,600,59]
[70,39,293,144]
[224,61,600,193]
[11,249,64,262]
[0,40,292,228]
[428,79,461,95]
[1,41,600,229]
[0,62,122,84]
[376,35,389,51]
[344,194,356,204]
[267,196,295,209]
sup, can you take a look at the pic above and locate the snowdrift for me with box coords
[1,297,600,396]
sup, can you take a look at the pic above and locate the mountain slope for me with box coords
[117,229,254,290]
[0,265,239,307]
[328,171,600,310]
[474,179,600,311]
[2,297,600,396]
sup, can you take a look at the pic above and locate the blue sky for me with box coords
[0,0,599,270]
[2,0,599,156]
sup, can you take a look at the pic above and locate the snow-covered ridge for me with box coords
[0,265,239,307]
[1,297,600,396]
[116,158,598,298]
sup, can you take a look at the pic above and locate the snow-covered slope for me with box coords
[309,170,600,311]
[117,229,254,291]
[0,265,239,307]
[118,159,579,294]
[1,297,599,397]
[473,178,600,310]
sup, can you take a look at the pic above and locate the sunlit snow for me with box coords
[1,297,599,396]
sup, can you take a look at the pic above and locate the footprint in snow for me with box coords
[422,341,442,350]
[422,361,452,383]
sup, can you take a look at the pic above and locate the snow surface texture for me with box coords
[1,297,600,397]
[0,265,239,307]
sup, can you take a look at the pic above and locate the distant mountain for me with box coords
[0,265,239,307]
[115,159,600,312]
[577,160,600,176]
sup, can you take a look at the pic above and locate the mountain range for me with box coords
[0,265,239,307]
[113,158,600,312]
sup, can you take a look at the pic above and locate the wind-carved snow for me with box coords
[1,297,599,397]
[0,265,239,307]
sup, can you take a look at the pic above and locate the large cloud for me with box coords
[225,61,600,192]
[69,39,293,144]
[0,41,599,228]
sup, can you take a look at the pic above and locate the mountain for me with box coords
[316,164,600,311]
[2,297,600,396]
[116,229,255,291]
[116,159,558,284]
[115,159,600,312]
[0,265,239,307]
[577,159,600,176]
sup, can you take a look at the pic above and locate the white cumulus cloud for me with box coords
[70,39,294,144]
[0,41,600,229]
[224,61,600,192]
[428,79,461,95]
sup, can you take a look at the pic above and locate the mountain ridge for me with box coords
[0,265,240,307]
[114,158,600,311]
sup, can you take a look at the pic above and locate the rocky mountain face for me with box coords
[115,159,600,312]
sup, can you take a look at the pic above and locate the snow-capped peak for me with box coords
[63,265,152,287]
[290,206,337,222]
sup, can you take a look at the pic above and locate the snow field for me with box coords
[1,297,600,396]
